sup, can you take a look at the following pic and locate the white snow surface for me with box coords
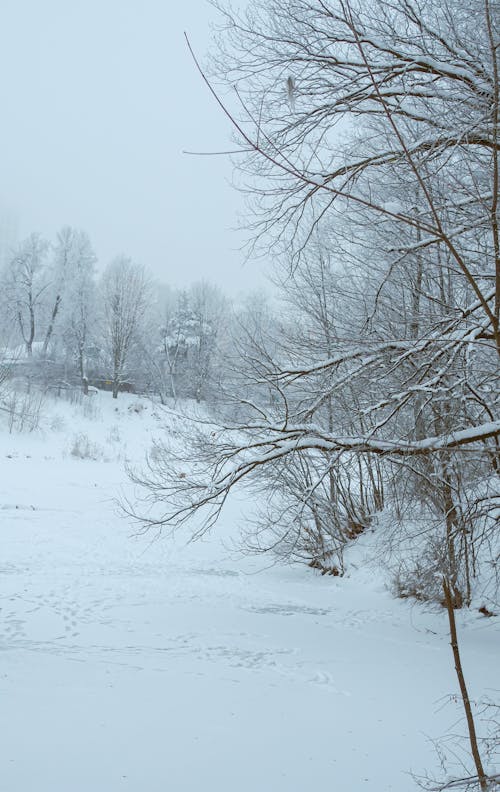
[1,393,498,791]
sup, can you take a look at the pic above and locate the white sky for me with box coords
[0,0,266,295]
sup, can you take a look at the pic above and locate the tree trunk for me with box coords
[42,294,61,357]
[442,578,488,791]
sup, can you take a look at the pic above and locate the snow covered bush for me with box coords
[69,433,108,462]
[1,383,45,433]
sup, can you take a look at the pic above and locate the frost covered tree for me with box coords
[136,0,499,570]
[2,233,49,357]
[187,281,228,403]
[130,2,500,784]
[57,229,97,386]
[238,249,386,572]
[158,283,228,404]
[41,227,96,363]
[101,257,149,398]
[160,290,196,402]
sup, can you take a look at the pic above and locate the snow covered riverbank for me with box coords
[1,394,498,791]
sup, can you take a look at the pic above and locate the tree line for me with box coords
[0,227,241,402]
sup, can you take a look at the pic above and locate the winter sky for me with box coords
[0,0,263,294]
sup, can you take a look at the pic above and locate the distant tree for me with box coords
[101,257,149,398]
[42,227,96,361]
[3,233,49,357]
[158,283,227,403]
[57,229,97,386]
[188,281,227,403]
[160,290,194,402]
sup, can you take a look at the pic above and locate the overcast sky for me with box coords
[0,0,265,294]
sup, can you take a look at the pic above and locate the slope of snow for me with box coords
[0,393,498,791]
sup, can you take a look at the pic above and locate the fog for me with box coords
[0,0,264,294]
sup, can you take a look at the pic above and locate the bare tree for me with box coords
[129,0,499,786]
[153,0,499,551]
[3,233,49,357]
[42,227,96,363]
[101,257,149,398]
[56,229,97,388]
[187,281,228,403]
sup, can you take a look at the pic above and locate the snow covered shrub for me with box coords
[240,453,380,575]
[2,384,45,433]
[128,401,145,415]
[107,424,121,444]
[69,433,108,461]
[391,551,445,605]
[49,413,66,432]
[59,386,84,406]
[386,450,500,609]
[81,396,101,421]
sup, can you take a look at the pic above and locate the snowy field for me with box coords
[1,393,498,791]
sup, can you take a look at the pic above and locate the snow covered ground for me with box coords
[1,393,498,791]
